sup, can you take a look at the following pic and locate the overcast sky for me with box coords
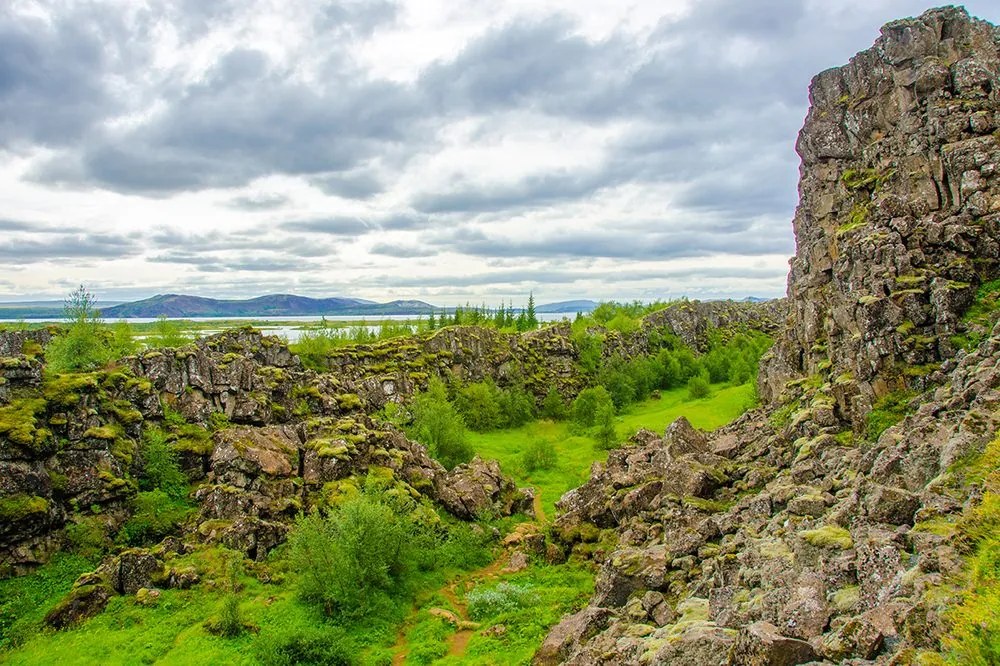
[1,1,997,305]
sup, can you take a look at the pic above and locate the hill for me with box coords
[100,293,437,318]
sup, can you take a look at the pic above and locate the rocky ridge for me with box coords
[536,7,1000,665]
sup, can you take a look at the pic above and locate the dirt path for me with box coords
[391,490,544,664]
[533,490,547,524]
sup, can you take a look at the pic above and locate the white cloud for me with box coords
[1,0,998,304]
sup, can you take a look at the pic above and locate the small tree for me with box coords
[593,403,618,450]
[410,377,472,469]
[526,292,538,329]
[541,387,567,420]
[46,285,109,372]
[571,386,614,428]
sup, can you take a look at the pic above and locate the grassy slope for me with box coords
[468,383,753,517]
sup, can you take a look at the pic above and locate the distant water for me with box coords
[0,312,575,343]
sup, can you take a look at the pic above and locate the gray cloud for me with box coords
[424,223,793,261]
[0,7,119,149]
[225,193,291,211]
[0,233,141,262]
[356,264,789,289]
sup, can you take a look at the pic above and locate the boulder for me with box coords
[729,621,818,666]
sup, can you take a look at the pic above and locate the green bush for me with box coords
[687,375,711,399]
[453,381,502,432]
[289,493,412,617]
[522,439,558,472]
[593,403,618,450]
[409,377,472,469]
[256,624,357,666]
[540,387,567,420]
[139,427,187,499]
[467,582,538,621]
[117,490,194,546]
[498,384,536,428]
[571,386,614,428]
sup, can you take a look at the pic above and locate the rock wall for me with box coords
[536,7,1000,665]
[760,6,1000,430]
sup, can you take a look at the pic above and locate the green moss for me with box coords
[335,393,363,410]
[801,525,853,549]
[0,494,49,521]
[82,425,119,441]
[842,167,893,191]
[0,398,50,450]
[837,202,871,235]
[42,373,101,408]
[831,585,859,612]
[866,390,916,440]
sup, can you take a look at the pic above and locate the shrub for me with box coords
[467,582,538,621]
[256,624,357,666]
[409,377,472,469]
[593,403,618,450]
[138,427,187,499]
[211,552,245,638]
[540,387,567,420]
[453,381,502,432]
[522,439,558,472]
[571,386,614,428]
[289,493,412,617]
[687,375,711,399]
[117,490,194,546]
[598,360,638,410]
[498,384,536,428]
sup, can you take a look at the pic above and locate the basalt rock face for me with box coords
[0,329,50,404]
[760,6,1000,430]
[0,328,532,572]
[536,8,1000,665]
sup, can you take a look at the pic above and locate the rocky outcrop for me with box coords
[643,300,785,353]
[759,6,1000,430]
[536,7,1000,664]
[0,329,49,404]
[320,301,783,411]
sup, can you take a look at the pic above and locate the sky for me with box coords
[1,1,998,306]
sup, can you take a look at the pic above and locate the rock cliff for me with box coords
[537,7,1000,664]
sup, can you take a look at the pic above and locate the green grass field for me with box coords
[467,383,754,517]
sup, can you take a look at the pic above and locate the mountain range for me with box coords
[0,294,603,319]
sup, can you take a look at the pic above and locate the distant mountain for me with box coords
[101,294,437,318]
[536,300,598,313]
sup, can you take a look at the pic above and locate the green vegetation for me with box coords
[909,434,1000,665]
[408,377,473,470]
[0,553,96,650]
[866,389,916,440]
[951,279,1000,352]
[468,383,754,517]
[801,525,854,550]
[45,286,138,373]
[147,316,190,348]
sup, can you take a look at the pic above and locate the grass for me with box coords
[467,383,754,517]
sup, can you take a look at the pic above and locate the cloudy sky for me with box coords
[1,1,997,306]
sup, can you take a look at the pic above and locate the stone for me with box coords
[729,621,818,666]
